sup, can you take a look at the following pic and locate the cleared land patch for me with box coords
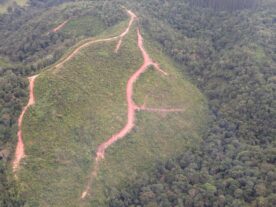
[60,16,106,37]
[17,17,208,207]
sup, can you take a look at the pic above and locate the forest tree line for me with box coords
[0,0,275,206]
[109,0,275,206]
[189,0,258,11]
[0,0,124,205]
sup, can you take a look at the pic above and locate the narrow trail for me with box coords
[12,10,136,173]
[54,37,118,70]
[115,10,137,53]
[55,10,136,71]
[81,23,184,199]
[52,20,69,33]
[13,75,38,172]
[12,7,185,201]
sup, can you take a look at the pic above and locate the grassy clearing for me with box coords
[0,56,12,67]
[18,21,208,206]
[42,19,129,74]
[61,16,106,37]
[0,0,27,13]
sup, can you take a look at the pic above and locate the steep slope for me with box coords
[16,10,208,206]
[13,75,38,172]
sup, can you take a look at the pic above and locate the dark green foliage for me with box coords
[0,69,27,146]
[0,0,126,147]
[0,161,25,207]
[0,0,275,206]
[0,0,124,69]
[28,0,73,8]
[189,0,258,11]
[109,0,276,206]
[0,1,125,205]
[0,69,27,206]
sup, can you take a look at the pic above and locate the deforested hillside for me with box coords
[0,0,275,207]
[12,8,207,207]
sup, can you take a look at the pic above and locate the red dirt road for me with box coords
[81,25,182,199]
[94,28,171,162]
[12,9,136,174]
[13,75,38,172]
[115,10,137,53]
[55,11,136,71]
[12,7,184,201]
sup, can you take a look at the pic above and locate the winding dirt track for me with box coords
[13,75,38,172]
[115,10,137,53]
[54,10,136,71]
[13,8,184,201]
[81,18,184,199]
[12,10,136,172]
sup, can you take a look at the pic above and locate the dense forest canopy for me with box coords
[0,0,275,206]
[109,0,276,206]
[189,0,259,11]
